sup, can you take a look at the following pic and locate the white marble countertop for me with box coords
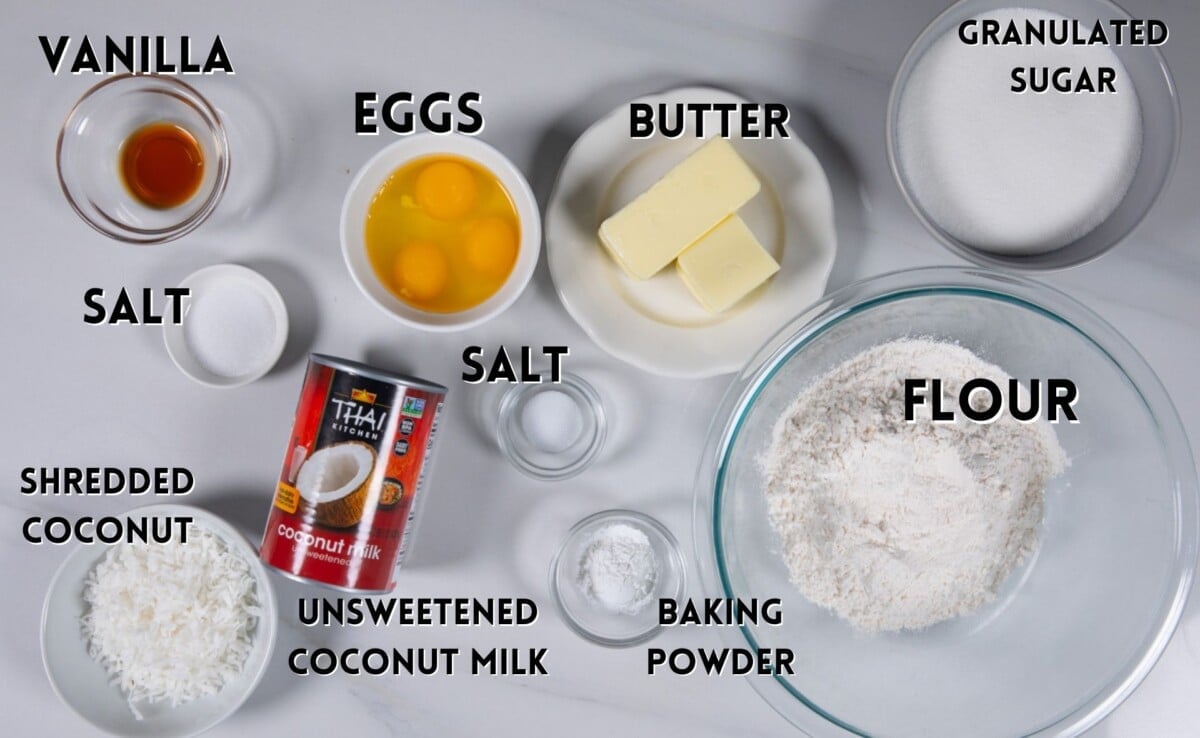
[2,1,1198,736]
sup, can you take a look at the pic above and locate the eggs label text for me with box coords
[630,101,790,139]
[356,91,484,135]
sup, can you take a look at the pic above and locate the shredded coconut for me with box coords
[81,529,260,717]
[577,523,659,614]
[761,339,1068,633]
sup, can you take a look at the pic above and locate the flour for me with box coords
[761,339,1068,633]
[577,523,658,614]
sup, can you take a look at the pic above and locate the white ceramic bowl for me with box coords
[41,504,278,737]
[545,86,836,378]
[340,134,541,331]
[163,264,289,388]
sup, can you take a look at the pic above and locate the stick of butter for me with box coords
[676,215,780,313]
[599,138,760,280]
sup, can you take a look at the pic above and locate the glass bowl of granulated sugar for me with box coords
[887,0,1179,271]
[693,267,1197,737]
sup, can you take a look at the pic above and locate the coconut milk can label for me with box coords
[261,356,446,592]
[319,373,397,445]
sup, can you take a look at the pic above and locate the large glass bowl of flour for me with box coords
[694,267,1197,737]
[886,0,1179,270]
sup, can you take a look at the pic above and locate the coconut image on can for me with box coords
[260,354,446,592]
[296,441,378,528]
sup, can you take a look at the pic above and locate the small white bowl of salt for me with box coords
[164,264,288,388]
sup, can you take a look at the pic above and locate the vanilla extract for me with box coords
[39,35,233,75]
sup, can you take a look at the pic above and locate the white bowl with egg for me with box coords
[340,133,541,331]
[41,504,277,737]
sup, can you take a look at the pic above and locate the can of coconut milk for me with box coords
[259,354,447,592]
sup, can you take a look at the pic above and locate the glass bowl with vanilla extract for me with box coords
[57,74,229,244]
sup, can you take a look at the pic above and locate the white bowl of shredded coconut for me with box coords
[694,267,1198,737]
[41,504,277,737]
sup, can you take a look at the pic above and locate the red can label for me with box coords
[260,356,445,592]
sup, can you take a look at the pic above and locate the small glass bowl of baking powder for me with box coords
[550,509,686,647]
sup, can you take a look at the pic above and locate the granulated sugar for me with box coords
[896,7,1141,254]
[761,339,1068,633]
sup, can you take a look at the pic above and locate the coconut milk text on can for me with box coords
[260,354,447,592]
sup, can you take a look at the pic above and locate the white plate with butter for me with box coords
[546,86,836,378]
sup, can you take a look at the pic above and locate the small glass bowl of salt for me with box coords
[550,510,686,647]
[496,372,606,480]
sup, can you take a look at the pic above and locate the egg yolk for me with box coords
[464,217,519,277]
[414,161,477,220]
[393,240,448,301]
[365,153,522,314]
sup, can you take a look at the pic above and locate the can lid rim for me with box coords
[310,354,449,395]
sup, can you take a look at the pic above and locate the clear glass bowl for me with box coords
[693,267,1198,737]
[57,74,229,244]
[497,372,607,480]
[887,0,1180,271]
[550,510,686,647]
